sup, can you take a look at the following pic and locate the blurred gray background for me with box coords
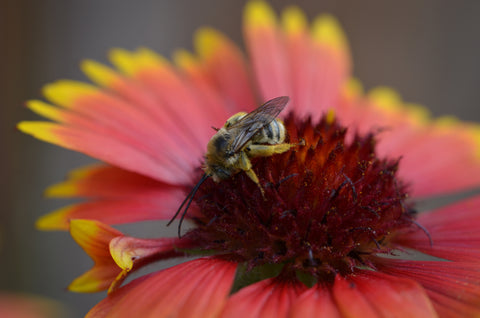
[2,0,480,317]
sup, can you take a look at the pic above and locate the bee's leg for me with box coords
[245,142,299,157]
[238,152,265,197]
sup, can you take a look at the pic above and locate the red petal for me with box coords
[173,49,232,127]
[290,13,351,118]
[194,28,257,112]
[45,164,184,199]
[220,278,306,318]
[86,258,237,318]
[394,195,480,262]
[377,259,480,317]
[20,120,194,185]
[351,271,437,318]
[83,57,216,156]
[243,1,290,102]
[337,89,480,198]
[332,275,381,318]
[289,285,341,318]
[37,196,196,231]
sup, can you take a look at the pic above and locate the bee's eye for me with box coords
[213,134,230,152]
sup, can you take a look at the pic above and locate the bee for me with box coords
[168,96,301,236]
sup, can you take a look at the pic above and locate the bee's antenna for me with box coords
[167,173,209,237]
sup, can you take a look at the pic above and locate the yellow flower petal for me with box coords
[42,80,97,108]
[312,14,348,53]
[26,100,64,122]
[35,205,73,230]
[244,0,277,30]
[173,49,199,72]
[282,6,308,35]
[17,121,63,146]
[81,59,118,87]
[194,27,228,60]
[109,48,137,76]
[368,86,402,112]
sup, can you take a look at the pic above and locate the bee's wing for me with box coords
[228,96,289,152]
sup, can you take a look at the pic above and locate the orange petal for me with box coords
[86,258,237,318]
[68,219,122,293]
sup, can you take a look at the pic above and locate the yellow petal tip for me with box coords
[35,207,72,231]
[195,27,225,59]
[25,100,64,122]
[368,87,402,111]
[42,80,96,107]
[17,121,61,144]
[244,0,277,29]
[282,6,307,34]
[68,274,105,293]
[343,78,364,98]
[312,14,348,52]
[135,47,168,70]
[173,49,198,71]
[109,48,137,76]
[81,60,117,87]
[45,182,78,198]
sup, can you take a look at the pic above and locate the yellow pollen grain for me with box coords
[244,0,277,29]
[326,109,336,124]
[282,6,307,34]
[312,14,348,52]
[42,80,96,108]
[81,59,118,87]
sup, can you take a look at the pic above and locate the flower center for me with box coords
[185,114,416,281]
